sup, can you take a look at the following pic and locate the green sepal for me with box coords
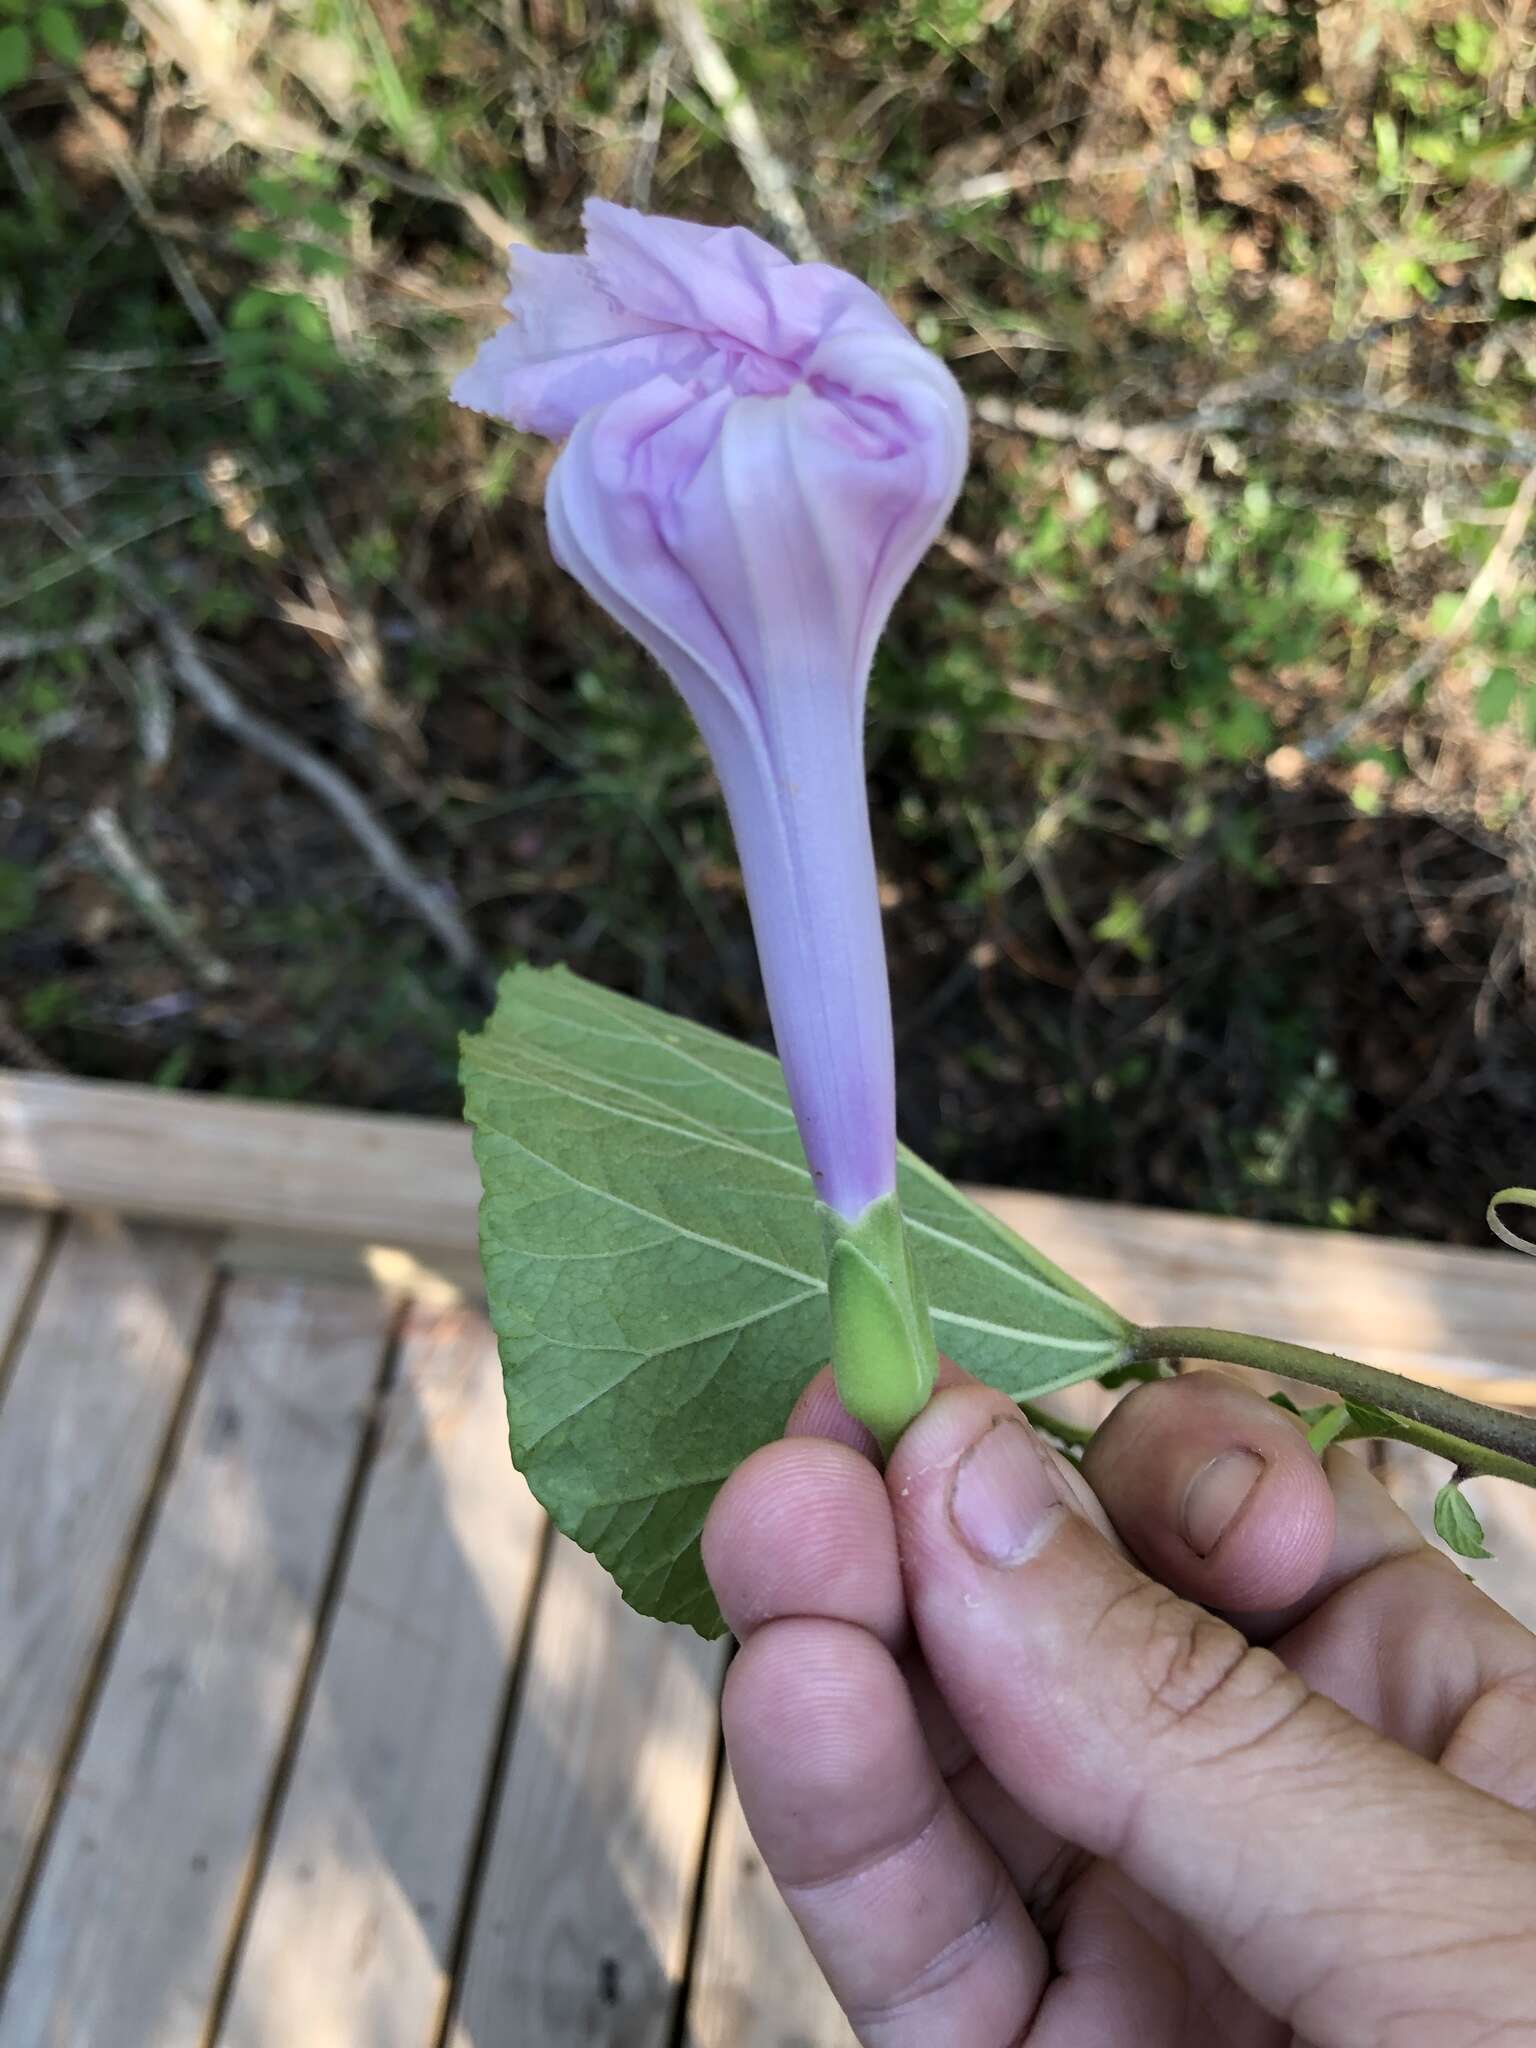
[819,1192,938,1455]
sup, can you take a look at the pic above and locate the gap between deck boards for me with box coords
[0,1212,843,2048]
[2,1070,1535,2046]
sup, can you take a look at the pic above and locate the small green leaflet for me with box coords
[1305,1403,1351,1455]
[1433,1482,1492,1561]
[463,965,1130,1635]
[1344,1399,1399,1436]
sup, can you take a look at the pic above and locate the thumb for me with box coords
[890,1386,1536,2043]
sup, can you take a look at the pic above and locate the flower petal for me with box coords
[582,198,907,376]
[462,203,970,1218]
[805,324,969,675]
[555,380,902,1214]
[450,244,710,435]
[547,377,757,748]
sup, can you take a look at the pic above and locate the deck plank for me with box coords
[987,1190,1536,1391]
[685,1769,853,2048]
[0,1277,392,2048]
[0,1075,477,1253]
[215,1304,546,2048]
[0,1216,215,1949]
[448,1540,723,2048]
[5,1076,1532,1406]
[0,1214,49,1382]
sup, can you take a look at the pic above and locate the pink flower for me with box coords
[454,199,966,1223]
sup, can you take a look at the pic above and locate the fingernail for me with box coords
[1181,1448,1263,1557]
[950,1417,1070,1566]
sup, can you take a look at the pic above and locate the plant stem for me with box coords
[1128,1325,1536,1490]
[1331,1412,1536,1486]
[1018,1399,1095,1451]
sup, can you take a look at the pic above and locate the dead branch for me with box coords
[82,805,234,988]
[0,616,129,664]
[29,482,488,984]
[129,0,527,257]
[140,597,487,980]
[65,83,221,347]
[0,1002,67,1075]
[627,39,673,208]
[123,646,176,774]
[655,0,823,262]
[1301,463,1536,766]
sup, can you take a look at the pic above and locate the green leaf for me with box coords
[463,966,1130,1635]
[1433,1481,1492,1559]
[1476,667,1519,729]
[229,287,282,329]
[294,242,351,277]
[304,199,352,236]
[1091,888,1154,963]
[0,22,32,88]
[35,4,81,62]
[276,365,329,416]
[0,859,37,935]
[231,226,289,265]
[1344,1399,1399,1435]
[1305,1403,1351,1454]
[283,295,328,340]
[247,174,312,218]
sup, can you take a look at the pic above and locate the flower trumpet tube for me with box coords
[454,199,968,1451]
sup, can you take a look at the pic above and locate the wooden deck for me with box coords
[0,1075,1532,2047]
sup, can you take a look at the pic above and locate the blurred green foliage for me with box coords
[0,0,113,91]
[0,0,1532,1237]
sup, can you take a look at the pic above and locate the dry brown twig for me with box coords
[0,1002,66,1075]
[0,616,128,664]
[627,39,674,207]
[136,593,488,980]
[81,804,234,989]
[296,505,425,769]
[973,396,1220,529]
[129,0,527,256]
[29,480,488,984]
[1301,463,1536,766]
[64,83,221,347]
[121,645,176,774]
[654,0,822,261]
[976,390,1536,470]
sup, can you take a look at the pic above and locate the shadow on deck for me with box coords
[0,1077,1531,2046]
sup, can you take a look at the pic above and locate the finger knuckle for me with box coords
[1099,1575,1311,1766]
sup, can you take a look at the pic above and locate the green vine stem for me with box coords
[1125,1325,1536,1490]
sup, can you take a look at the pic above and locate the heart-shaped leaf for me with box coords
[463,966,1130,1634]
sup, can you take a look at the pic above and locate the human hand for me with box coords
[703,1362,1536,2045]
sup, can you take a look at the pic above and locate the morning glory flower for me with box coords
[454,199,967,1445]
